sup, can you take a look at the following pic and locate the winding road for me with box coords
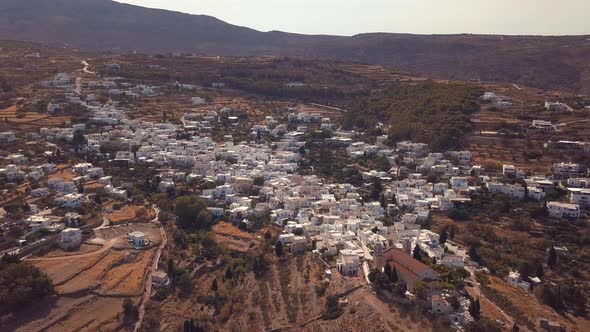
[81,60,96,74]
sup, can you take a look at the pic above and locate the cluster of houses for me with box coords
[2,68,587,328]
[544,101,572,112]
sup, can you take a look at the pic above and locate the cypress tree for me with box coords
[548,247,557,269]
[413,244,422,261]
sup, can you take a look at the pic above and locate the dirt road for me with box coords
[465,267,515,327]
[25,238,117,262]
[134,207,165,332]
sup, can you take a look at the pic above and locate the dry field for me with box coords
[108,205,145,224]
[10,295,131,332]
[147,251,430,332]
[0,105,70,133]
[48,165,76,181]
[487,276,590,332]
[99,249,156,296]
[211,221,282,253]
[21,248,154,330]
[12,222,162,331]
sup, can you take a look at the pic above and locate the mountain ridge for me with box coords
[1,0,589,93]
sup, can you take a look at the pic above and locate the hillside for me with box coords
[1,0,590,93]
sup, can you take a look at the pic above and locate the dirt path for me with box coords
[94,212,112,230]
[134,208,165,332]
[465,268,516,327]
[25,238,117,261]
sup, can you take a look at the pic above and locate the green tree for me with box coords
[122,298,138,323]
[390,266,398,283]
[465,318,502,332]
[548,247,557,269]
[253,176,264,186]
[468,244,480,262]
[252,255,270,277]
[370,177,383,201]
[468,298,481,319]
[72,130,87,153]
[395,281,407,297]
[211,278,218,292]
[174,195,209,229]
[167,257,176,282]
[413,244,422,261]
[439,227,448,245]
[0,262,54,315]
[368,269,379,283]
[536,264,544,278]
[177,273,193,296]
[384,264,393,281]
[323,295,343,320]
[275,241,284,257]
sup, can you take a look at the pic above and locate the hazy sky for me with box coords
[117,0,590,36]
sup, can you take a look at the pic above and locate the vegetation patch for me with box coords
[344,81,483,150]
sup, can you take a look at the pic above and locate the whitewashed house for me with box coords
[450,177,469,191]
[31,187,50,197]
[0,131,16,143]
[54,193,85,208]
[486,182,525,199]
[128,231,148,247]
[337,250,360,276]
[570,189,590,207]
[547,202,581,219]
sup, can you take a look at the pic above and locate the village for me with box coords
[0,43,589,332]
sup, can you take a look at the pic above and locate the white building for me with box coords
[531,120,557,132]
[0,131,16,143]
[450,177,469,191]
[547,202,581,219]
[337,250,360,276]
[508,271,531,292]
[432,295,452,315]
[570,189,590,208]
[544,101,570,112]
[60,228,82,250]
[485,182,525,200]
[528,187,546,201]
[31,187,50,197]
[554,162,584,178]
[128,231,148,247]
[448,151,471,164]
[54,193,85,208]
[503,164,516,177]
[7,153,27,165]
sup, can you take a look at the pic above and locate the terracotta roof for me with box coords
[382,247,438,277]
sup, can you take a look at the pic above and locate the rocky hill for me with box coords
[1,0,589,93]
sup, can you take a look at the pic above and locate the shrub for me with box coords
[0,261,54,315]
[323,295,343,320]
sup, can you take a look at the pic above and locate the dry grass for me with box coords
[487,276,588,331]
[99,249,155,296]
[107,205,146,224]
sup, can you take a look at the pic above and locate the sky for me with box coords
[117,0,590,36]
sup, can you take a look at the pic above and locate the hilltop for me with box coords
[0,0,590,93]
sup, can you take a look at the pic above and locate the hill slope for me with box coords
[1,0,590,93]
